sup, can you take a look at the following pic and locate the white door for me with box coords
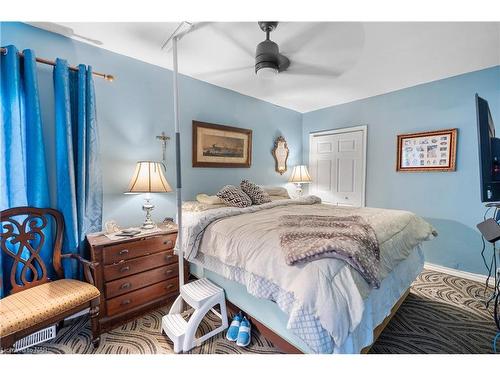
[309,127,366,207]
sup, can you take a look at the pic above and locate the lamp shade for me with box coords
[127,161,172,193]
[288,165,312,184]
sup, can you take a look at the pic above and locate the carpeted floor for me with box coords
[26,269,498,354]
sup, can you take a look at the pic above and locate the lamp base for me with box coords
[141,222,156,230]
[142,195,156,230]
[295,183,303,198]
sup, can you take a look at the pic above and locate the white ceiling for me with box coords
[30,22,500,113]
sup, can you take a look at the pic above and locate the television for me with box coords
[476,94,500,202]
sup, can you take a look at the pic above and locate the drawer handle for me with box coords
[119,266,130,273]
[119,282,131,290]
[119,249,129,256]
[165,269,173,275]
[166,283,175,289]
[164,240,173,246]
[165,254,174,261]
[121,299,131,306]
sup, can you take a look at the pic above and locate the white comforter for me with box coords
[179,196,436,348]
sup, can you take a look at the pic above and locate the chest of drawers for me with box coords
[86,227,187,334]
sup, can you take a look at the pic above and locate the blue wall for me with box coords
[302,66,500,275]
[0,22,302,227]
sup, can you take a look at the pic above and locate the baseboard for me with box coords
[424,262,489,284]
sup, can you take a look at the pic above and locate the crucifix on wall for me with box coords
[156,132,171,165]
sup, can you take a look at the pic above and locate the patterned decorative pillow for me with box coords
[216,185,252,208]
[240,180,272,205]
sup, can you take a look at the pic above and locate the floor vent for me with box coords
[13,325,57,352]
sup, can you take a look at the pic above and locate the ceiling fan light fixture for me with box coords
[256,65,278,79]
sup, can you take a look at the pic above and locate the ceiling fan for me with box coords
[162,21,363,81]
[254,21,290,78]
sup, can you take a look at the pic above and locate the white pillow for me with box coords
[196,193,224,205]
[183,201,226,212]
[261,186,290,198]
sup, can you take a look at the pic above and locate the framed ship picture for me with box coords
[396,128,458,172]
[192,121,252,168]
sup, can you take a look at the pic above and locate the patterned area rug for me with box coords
[26,269,497,354]
[370,269,497,354]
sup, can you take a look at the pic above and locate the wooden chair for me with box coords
[0,207,101,351]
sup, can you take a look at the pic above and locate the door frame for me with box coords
[308,125,367,207]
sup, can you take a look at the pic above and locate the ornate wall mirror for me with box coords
[272,136,289,175]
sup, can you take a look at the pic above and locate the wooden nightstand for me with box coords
[86,225,188,334]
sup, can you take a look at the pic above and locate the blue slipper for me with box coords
[236,317,251,347]
[226,312,243,341]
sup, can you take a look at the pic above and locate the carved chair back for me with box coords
[1,207,65,294]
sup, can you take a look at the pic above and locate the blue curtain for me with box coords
[53,59,102,279]
[0,45,51,297]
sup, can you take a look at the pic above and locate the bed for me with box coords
[179,196,436,354]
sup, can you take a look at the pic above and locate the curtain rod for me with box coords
[0,47,115,82]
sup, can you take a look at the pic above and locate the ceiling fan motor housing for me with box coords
[258,21,279,32]
[255,39,280,73]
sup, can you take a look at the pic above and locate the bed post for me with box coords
[172,35,184,287]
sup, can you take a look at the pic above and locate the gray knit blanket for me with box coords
[279,215,381,288]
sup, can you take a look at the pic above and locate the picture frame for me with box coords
[192,121,252,168]
[272,136,289,175]
[396,128,458,172]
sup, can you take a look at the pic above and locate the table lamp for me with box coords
[288,165,312,197]
[127,161,172,229]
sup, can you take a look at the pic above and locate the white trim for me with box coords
[308,125,368,207]
[309,125,368,137]
[424,262,489,284]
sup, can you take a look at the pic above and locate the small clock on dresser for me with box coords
[86,225,188,334]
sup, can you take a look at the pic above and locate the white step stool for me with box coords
[161,278,228,353]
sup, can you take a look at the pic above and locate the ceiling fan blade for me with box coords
[194,65,254,80]
[279,23,328,55]
[278,54,290,72]
[160,22,254,58]
[285,61,342,78]
[208,24,255,58]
